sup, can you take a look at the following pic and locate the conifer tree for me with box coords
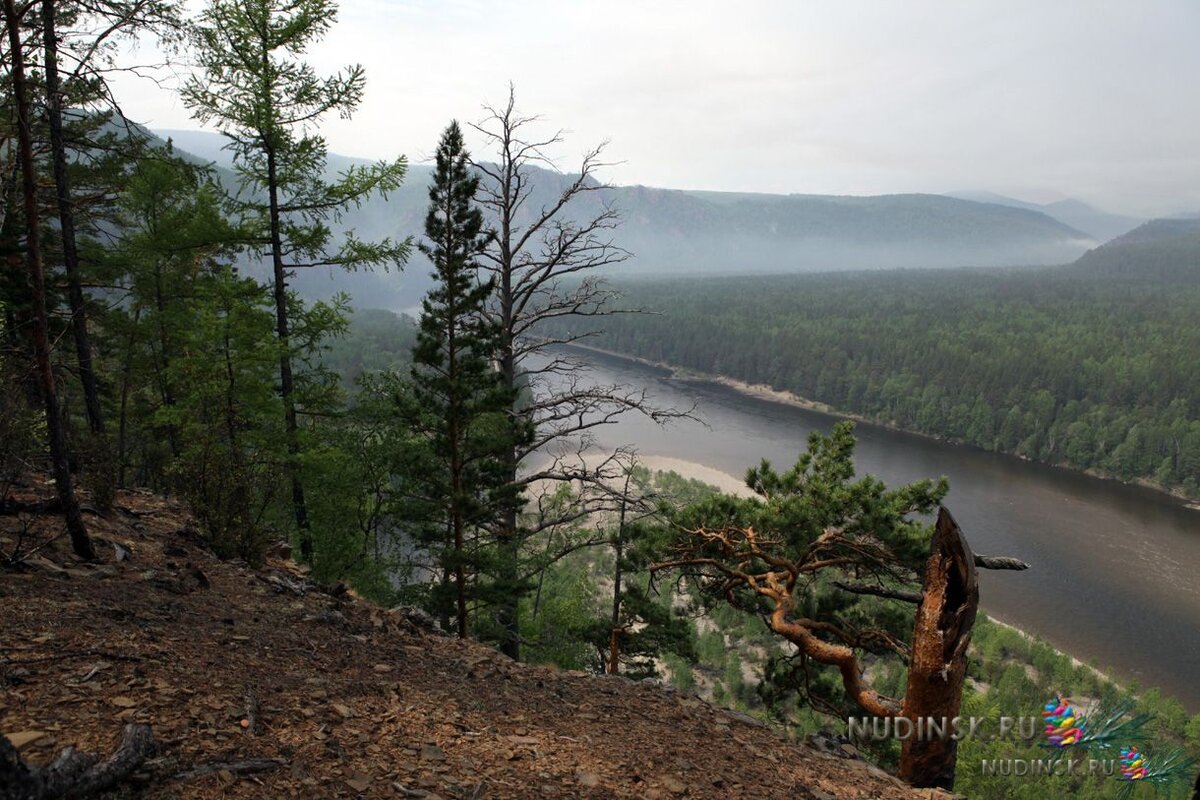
[181,0,409,561]
[3,0,93,559]
[107,144,237,486]
[407,121,523,639]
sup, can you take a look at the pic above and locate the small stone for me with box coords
[662,775,687,794]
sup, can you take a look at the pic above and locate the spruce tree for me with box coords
[407,121,522,639]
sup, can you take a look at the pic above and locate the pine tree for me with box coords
[106,144,237,487]
[406,121,523,639]
[3,0,93,559]
[181,0,409,561]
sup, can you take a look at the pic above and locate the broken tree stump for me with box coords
[0,724,154,800]
[899,506,979,791]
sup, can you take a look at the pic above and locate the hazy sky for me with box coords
[115,0,1200,218]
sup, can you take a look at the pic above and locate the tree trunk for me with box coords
[41,0,104,435]
[449,391,467,638]
[151,260,180,457]
[265,145,311,560]
[3,0,94,561]
[898,506,979,790]
[494,277,521,658]
[1,724,154,799]
[608,474,630,675]
[115,305,141,487]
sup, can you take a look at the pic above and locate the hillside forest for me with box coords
[560,250,1200,500]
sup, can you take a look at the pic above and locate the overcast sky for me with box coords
[115,0,1200,218]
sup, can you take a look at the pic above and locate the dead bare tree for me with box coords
[470,85,692,659]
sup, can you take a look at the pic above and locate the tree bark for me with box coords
[42,0,104,435]
[265,142,311,560]
[898,506,979,790]
[3,0,94,561]
[607,473,630,674]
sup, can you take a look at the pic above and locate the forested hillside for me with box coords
[1069,218,1200,279]
[558,258,1200,498]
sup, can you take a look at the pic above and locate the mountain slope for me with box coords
[152,129,1094,309]
[1071,217,1200,279]
[0,485,942,800]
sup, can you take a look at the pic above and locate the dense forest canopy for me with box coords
[549,252,1200,498]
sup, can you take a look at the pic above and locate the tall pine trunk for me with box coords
[4,0,94,560]
[447,317,468,639]
[265,145,311,560]
[41,0,103,435]
[494,271,521,659]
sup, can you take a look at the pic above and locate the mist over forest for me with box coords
[154,128,1113,311]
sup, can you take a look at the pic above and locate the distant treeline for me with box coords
[552,268,1200,498]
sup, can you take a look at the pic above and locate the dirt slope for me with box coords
[1,487,946,799]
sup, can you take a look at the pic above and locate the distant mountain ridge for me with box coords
[946,190,1143,242]
[154,128,1097,308]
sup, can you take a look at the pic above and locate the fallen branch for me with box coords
[0,498,59,516]
[170,758,286,782]
[0,723,155,800]
[0,499,101,517]
[973,554,1029,571]
[0,649,143,666]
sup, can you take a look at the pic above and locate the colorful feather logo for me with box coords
[1042,695,1086,747]
[1040,694,1151,753]
[1119,746,1148,781]
[1115,746,1197,798]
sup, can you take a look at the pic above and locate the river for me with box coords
[535,347,1200,710]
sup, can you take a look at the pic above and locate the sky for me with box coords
[113,0,1200,218]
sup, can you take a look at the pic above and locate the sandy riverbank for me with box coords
[980,613,1123,693]
[634,454,757,498]
[523,452,756,501]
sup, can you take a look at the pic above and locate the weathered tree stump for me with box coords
[899,506,979,790]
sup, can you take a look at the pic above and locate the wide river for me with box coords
[538,347,1200,710]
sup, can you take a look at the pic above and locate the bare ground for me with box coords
[1,485,950,799]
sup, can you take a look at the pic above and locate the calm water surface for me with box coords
[537,348,1200,709]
